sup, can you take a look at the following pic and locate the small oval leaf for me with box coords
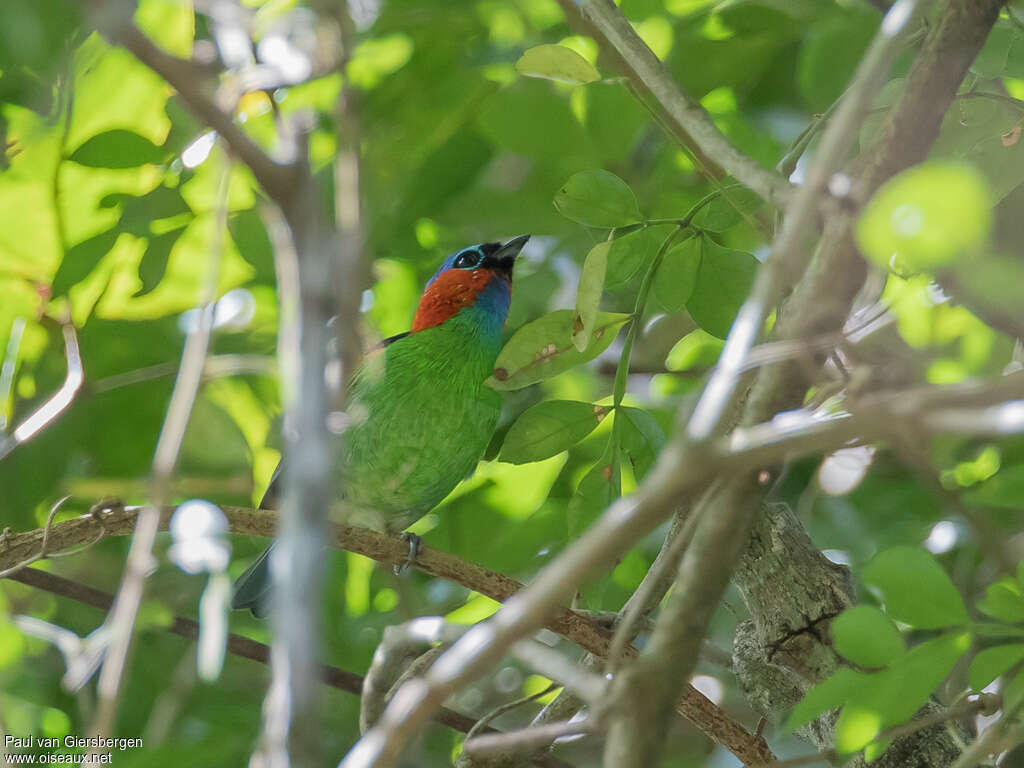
[653,236,700,312]
[489,310,630,391]
[617,406,665,481]
[499,400,602,464]
[69,129,166,168]
[573,241,609,351]
[831,605,905,669]
[516,44,600,84]
[969,643,1024,690]
[691,187,763,232]
[856,162,992,273]
[862,546,969,629]
[785,668,866,731]
[685,236,758,339]
[605,227,660,289]
[978,579,1024,623]
[554,169,643,228]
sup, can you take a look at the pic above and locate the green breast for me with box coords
[335,315,502,532]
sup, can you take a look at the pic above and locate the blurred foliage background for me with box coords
[2,0,1024,765]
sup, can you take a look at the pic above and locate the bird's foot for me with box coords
[393,532,422,575]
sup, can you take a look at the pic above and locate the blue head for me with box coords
[412,235,529,335]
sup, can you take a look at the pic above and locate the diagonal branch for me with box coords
[110,24,295,201]
[5,567,572,768]
[601,2,1006,767]
[575,0,792,208]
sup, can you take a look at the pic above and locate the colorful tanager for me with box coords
[232,235,529,616]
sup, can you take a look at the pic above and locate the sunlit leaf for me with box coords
[835,633,970,752]
[856,162,992,273]
[516,44,600,84]
[554,169,642,228]
[573,241,609,351]
[862,546,969,629]
[831,605,905,668]
[488,310,630,391]
[499,400,604,464]
[785,668,866,731]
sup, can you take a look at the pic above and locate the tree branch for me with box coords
[0,502,767,763]
[4,567,572,768]
[576,0,792,208]
[109,24,295,200]
[605,1,1005,767]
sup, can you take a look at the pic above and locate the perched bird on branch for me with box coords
[231,235,529,617]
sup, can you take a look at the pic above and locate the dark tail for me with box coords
[231,541,275,618]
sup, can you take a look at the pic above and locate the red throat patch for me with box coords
[412,268,501,332]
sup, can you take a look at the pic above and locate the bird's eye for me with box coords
[452,250,480,269]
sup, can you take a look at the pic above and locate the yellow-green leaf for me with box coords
[856,162,992,273]
[573,241,609,351]
[489,310,630,391]
[516,44,600,84]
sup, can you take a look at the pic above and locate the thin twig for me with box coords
[90,159,232,738]
[464,718,596,759]
[0,323,83,462]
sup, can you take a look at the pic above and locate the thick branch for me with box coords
[607,2,1004,768]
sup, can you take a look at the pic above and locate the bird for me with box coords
[231,235,529,617]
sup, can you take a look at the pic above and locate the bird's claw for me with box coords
[394,532,422,575]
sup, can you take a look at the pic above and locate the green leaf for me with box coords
[135,227,184,296]
[978,580,1024,624]
[785,668,866,731]
[1006,667,1024,712]
[567,451,618,539]
[52,228,120,297]
[653,236,700,312]
[573,241,609,352]
[832,605,906,669]
[69,129,166,168]
[665,329,724,371]
[617,406,665,481]
[499,400,605,465]
[862,546,969,629]
[515,44,600,85]
[855,162,992,273]
[835,632,970,753]
[605,227,659,289]
[971,24,1014,79]
[968,644,1024,690]
[690,187,763,232]
[554,170,642,228]
[489,310,630,391]
[798,10,876,111]
[685,236,758,339]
